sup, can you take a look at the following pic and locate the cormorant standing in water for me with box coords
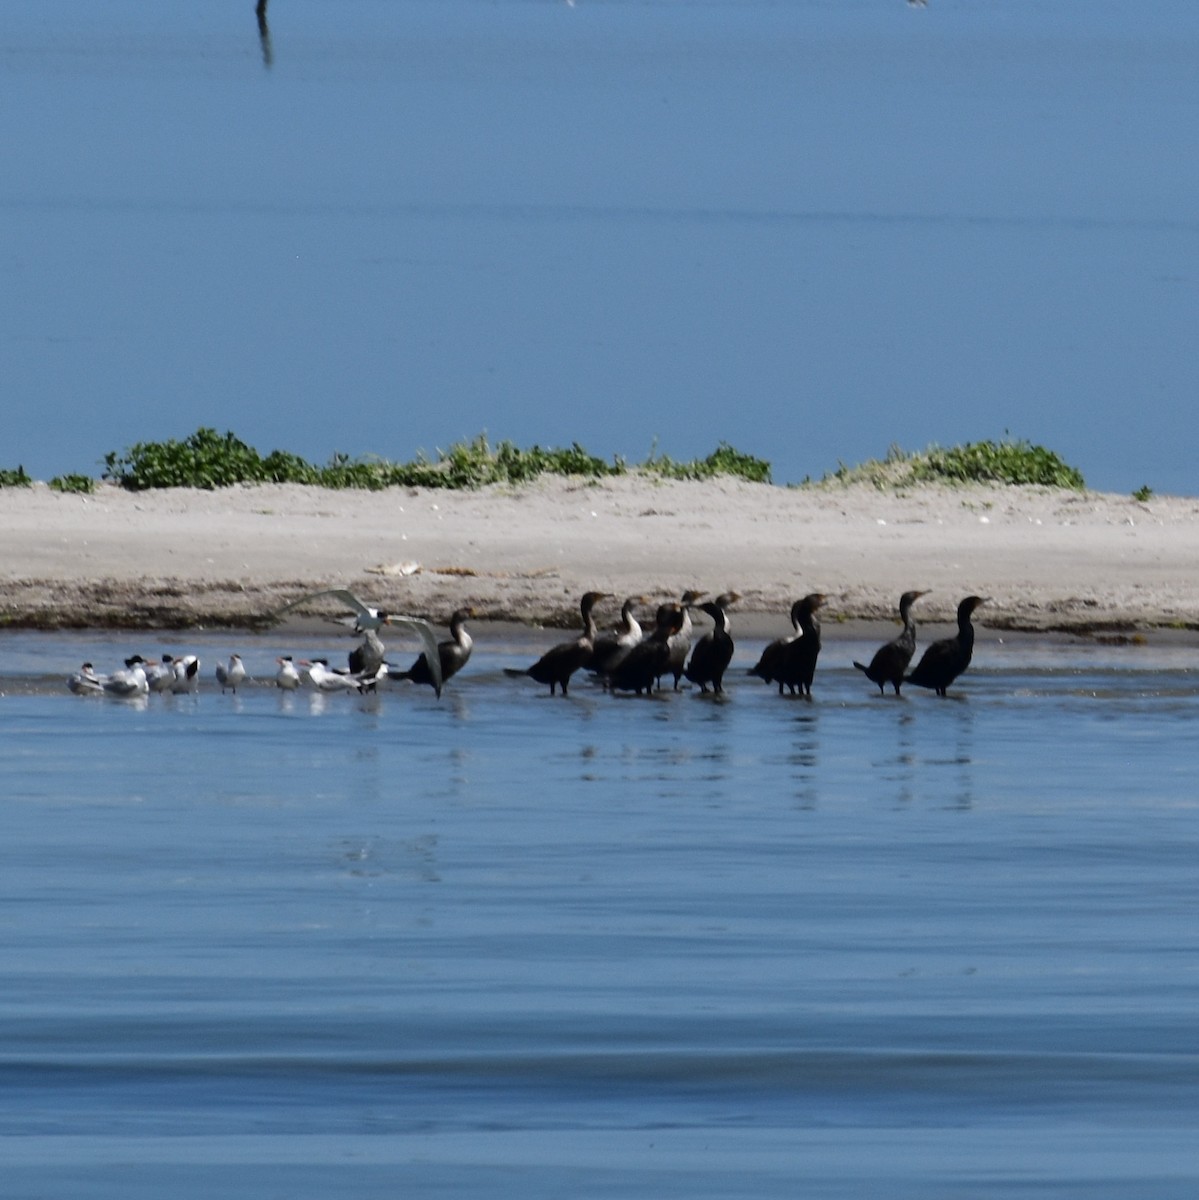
[854,590,929,695]
[776,593,825,697]
[905,595,987,696]
[660,589,706,691]
[389,607,475,691]
[748,598,804,690]
[609,604,684,695]
[777,595,825,700]
[684,592,739,694]
[506,591,609,696]
[588,595,646,681]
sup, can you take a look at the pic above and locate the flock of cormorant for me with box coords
[66,587,988,702]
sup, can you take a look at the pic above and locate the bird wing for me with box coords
[272,591,441,697]
[271,588,375,624]
[388,617,443,697]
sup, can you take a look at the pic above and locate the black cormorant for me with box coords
[747,598,804,690]
[904,595,987,696]
[684,592,739,694]
[777,593,825,697]
[609,603,684,695]
[389,607,475,691]
[853,590,928,695]
[589,595,647,680]
[661,589,706,691]
[507,591,610,696]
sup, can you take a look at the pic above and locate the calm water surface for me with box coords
[1,630,1198,1196]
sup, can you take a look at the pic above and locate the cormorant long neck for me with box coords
[676,591,705,640]
[898,597,918,649]
[797,595,825,640]
[618,599,641,641]
[580,594,602,642]
[654,604,683,642]
[957,605,976,654]
[450,613,472,655]
[711,605,729,636]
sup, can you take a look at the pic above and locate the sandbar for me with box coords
[2,477,1197,636]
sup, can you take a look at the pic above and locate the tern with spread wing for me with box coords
[272,588,443,696]
[273,588,395,634]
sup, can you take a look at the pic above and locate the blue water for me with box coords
[2,630,1198,1196]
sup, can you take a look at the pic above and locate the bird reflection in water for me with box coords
[949,703,976,811]
[789,712,819,809]
[886,710,917,810]
[255,0,273,68]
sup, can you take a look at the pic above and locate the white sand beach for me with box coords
[2,477,1198,634]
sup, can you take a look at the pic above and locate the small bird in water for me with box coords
[389,607,475,691]
[170,654,200,694]
[506,591,610,696]
[103,656,152,698]
[67,662,106,695]
[684,592,739,694]
[905,595,988,697]
[215,653,247,694]
[854,590,929,696]
[275,655,302,690]
[144,657,175,693]
[299,658,369,694]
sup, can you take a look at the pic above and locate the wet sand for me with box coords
[2,477,1197,635]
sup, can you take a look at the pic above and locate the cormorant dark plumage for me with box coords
[684,592,739,694]
[771,593,826,697]
[589,595,647,680]
[854,589,929,695]
[747,598,804,690]
[660,589,706,691]
[904,595,988,696]
[507,591,610,696]
[389,607,475,690]
[609,604,684,695]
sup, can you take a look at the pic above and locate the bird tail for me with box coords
[852,661,868,674]
[503,667,530,678]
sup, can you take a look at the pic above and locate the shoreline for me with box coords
[2,477,1198,637]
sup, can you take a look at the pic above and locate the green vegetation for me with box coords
[819,440,1086,491]
[101,429,772,491]
[49,473,96,495]
[1132,484,1153,502]
[0,465,32,487]
[644,441,772,484]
